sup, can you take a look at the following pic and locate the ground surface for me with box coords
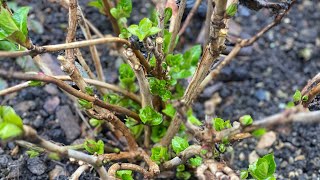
[0,0,319,179]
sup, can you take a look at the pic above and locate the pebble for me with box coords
[44,84,59,95]
[56,105,81,142]
[256,131,277,149]
[0,155,11,168]
[27,157,47,175]
[239,152,245,161]
[44,96,60,113]
[255,89,271,101]
[249,151,259,164]
[13,101,36,113]
[33,115,44,128]
[280,161,288,168]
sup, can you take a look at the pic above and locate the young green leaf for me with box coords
[78,99,93,109]
[176,164,185,172]
[139,106,163,126]
[127,18,160,41]
[85,86,94,96]
[151,125,167,143]
[219,144,226,153]
[125,117,143,138]
[188,156,202,167]
[148,77,172,101]
[212,117,225,131]
[172,136,189,154]
[0,40,18,51]
[12,7,30,37]
[118,63,136,92]
[89,118,102,127]
[252,128,266,138]
[88,0,104,14]
[1,106,23,128]
[48,152,61,161]
[26,150,40,158]
[176,171,191,180]
[293,90,302,102]
[28,80,43,87]
[84,139,104,155]
[162,104,176,118]
[286,101,295,108]
[240,115,253,126]
[187,109,202,126]
[164,7,172,24]
[240,170,249,179]
[248,153,276,180]
[151,146,169,164]
[302,95,308,102]
[226,3,238,17]
[116,170,133,180]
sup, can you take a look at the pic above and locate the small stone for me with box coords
[288,171,296,178]
[0,78,7,90]
[56,106,81,142]
[44,84,59,95]
[257,131,277,149]
[280,161,288,168]
[249,151,259,164]
[44,96,60,113]
[299,47,313,61]
[255,89,271,101]
[239,152,245,161]
[13,101,36,113]
[289,157,294,164]
[27,157,47,175]
[49,165,66,180]
[0,155,11,168]
[33,115,44,128]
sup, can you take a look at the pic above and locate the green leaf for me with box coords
[240,170,249,179]
[189,156,202,167]
[212,117,225,131]
[147,26,161,36]
[125,117,143,138]
[0,7,19,40]
[176,164,185,172]
[78,99,93,109]
[252,128,266,138]
[118,63,136,91]
[28,80,43,87]
[0,40,18,51]
[84,139,104,155]
[240,115,253,126]
[149,9,158,26]
[118,0,132,17]
[248,153,276,180]
[164,7,172,24]
[183,45,202,66]
[26,150,40,158]
[116,170,133,180]
[219,144,226,153]
[226,3,238,17]
[148,77,172,101]
[0,122,23,140]
[48,152,61,161]
[151,146,169,164]
[302,95,308,102]
[286,101,295,108]
[139,106,163,126]
[172,136,189,154]
[1,106,23,128]
[89,118,102,127]
[88,0,104,13]
[293,90,302,102]
[12,7,30,37]
[151,125,167,143]
[85,86,94,96]
[162,104,176,118]
[176,171,191,180]
[224,120,232,129]
[119,28,132,39]
[187,109,202,126]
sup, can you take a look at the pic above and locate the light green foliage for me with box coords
[48,152,60,161]
[252,128,266,138]
[28,80,43,87]
[189,156,202,167]
[212,117,231,131]
[240,115,253,126]
[116,170,134,180]
[226,3,238,17]
[0,6,30,47]
[172,136,189,154]
[84,139,104,155]
[0,106,23,140]
[88,0,104,13]
[78,99,93,109]
[302,95,308,102]
[139,106,163,126]
[26,150,39,158]
[103,93,140,112]
[151,146,169,164]
[176,171,191,180]
[219,144,226,153]
[148,77,172,101]
[293,90,302,102]
[286,101,295,108]
[110,0,132,19]
[127,18,161,41]
[187,109,202,126]
[162,103,176,118]
[248,154,276,180]
[241,170,249,179]
[166,45,202,85]
[0,40,19,50]
[125,117,143,138]
[164,7,172,24]
[89,118,103,127]
[151,125,167,143]
[85,86,94,96]
[118,64,137,92]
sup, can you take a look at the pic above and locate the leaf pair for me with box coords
[127,18,161,41]
[242,153,276,180]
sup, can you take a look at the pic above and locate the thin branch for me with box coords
[163,145,202,169]
[168,0,187,53]
[101,0,120,35]
[178,0,202,36]
[0,37,130,58]
[0,70,141,121]
[301,73,320,107]
[70,165,90,180]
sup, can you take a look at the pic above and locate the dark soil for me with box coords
[0,0,319,179]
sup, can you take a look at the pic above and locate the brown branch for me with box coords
[178,0,202,37]
[101,0,120,35]
[163,145,202,169]
[70,165,90,180]
[0,70,140,121]
[168,0,187,53]
[124,48,153,148]
[301,73,320,107]
[0,37,130,58]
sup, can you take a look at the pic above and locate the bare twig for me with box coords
[70,165,90,180]
[163,145,202,169]
[168,0,187,53]
[101,0,120,35]
[178,0,202,36]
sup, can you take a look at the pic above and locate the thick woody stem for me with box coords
[124,48,153,148]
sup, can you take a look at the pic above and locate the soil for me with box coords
[0,0,319,179]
